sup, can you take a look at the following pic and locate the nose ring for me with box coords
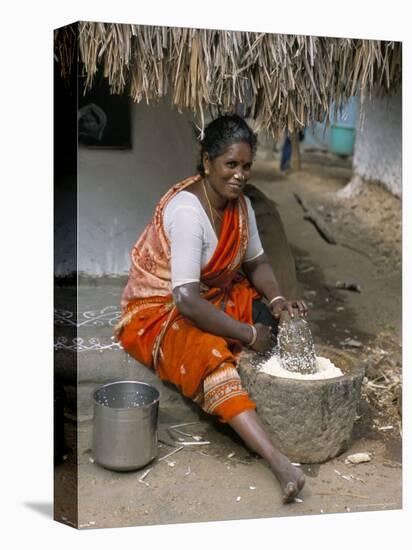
[234,174,244,181]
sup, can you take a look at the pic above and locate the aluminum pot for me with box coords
[93,380,160,471]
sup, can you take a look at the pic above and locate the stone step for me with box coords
[64,401,200,460]
[55,285,203,460]
[63,362,190,419]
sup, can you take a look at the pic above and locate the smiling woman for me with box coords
[115,115,308,503]
[201,141,254,230]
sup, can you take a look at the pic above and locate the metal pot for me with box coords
[93,380,160,471]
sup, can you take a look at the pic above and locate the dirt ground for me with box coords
[254,149,402,437]
[55,150,402,529]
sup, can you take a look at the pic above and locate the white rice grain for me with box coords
[259,355,343,380]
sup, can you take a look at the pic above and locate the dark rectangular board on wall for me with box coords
[78,66,132,149]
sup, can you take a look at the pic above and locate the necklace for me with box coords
[202,180,223,234]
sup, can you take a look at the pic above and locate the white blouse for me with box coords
[163,191,264,289]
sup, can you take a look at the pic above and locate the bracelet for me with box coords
[248,324,258,347]
[269,295,286,306]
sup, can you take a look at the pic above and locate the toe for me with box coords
[282,474,305,504]
[283,481,298,504]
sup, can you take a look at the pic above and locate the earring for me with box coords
[204,169,209,176]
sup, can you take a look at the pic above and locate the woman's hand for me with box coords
[249,323,275,353]
[268,298,308,320]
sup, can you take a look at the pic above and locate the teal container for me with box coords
[330,124,356,156]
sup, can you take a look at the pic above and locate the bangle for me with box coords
[269,295,286,306]
[248,324,257,347]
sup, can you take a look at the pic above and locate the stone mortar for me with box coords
[238,345,365,463]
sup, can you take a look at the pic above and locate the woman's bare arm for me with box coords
[242,253,308,318]
[172,282,272,351]
[242,253,282,302]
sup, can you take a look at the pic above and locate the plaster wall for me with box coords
[353,91,402,197]
[77,100,198,277]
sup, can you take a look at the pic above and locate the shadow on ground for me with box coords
[291,243,374,347]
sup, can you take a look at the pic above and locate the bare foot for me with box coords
[226,410,306,504]
[282,476,305,504]
[270,457,306,504]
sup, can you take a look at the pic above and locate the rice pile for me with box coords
[260,354,343,380]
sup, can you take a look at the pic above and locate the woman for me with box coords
[115,115,307,503]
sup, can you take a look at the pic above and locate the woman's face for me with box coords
[204,141,253,200]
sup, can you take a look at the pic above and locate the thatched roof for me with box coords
[54,22,402,137]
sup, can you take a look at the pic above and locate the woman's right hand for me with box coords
[249,323,274,352]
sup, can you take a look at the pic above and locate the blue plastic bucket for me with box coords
[330,124,356,156]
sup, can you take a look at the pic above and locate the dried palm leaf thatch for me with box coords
[54,24,78,81]
[54,23,402,138]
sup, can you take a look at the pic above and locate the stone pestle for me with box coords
[277,308,317,374]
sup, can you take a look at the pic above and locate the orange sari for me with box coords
[115,175,258,421]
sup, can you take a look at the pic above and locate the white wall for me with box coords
[77,99,198,277]
[353,91,402,197]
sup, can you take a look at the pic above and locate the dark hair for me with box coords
[196,115,258,176]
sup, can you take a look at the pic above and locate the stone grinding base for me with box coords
[238,345,365,464]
